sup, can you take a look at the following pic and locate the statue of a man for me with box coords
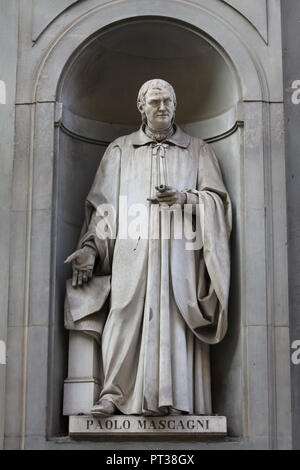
[65,79,232,417]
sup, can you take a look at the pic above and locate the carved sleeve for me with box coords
[78,141,122,275]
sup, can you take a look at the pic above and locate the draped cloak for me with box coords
[65,125,232,416]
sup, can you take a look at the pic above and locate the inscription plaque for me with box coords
[69,415,227,436]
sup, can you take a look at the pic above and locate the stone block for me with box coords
[247,326,269,439]
[63,331,102,415]
[29,209,52,326]
[67,331,101,378]
[63,380,100,416]
[25,326,49,436]
[4,326,24,438]
[8,211,27,327]
[69,415,227,437]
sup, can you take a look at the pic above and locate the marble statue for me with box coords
[64,79,232,417]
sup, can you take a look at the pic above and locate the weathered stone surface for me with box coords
[1,0,293,451]
[223,0,267,41]
[0,0,19,449]
[32,0,77,41]
[69,415,227,436]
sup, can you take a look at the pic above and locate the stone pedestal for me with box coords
[2,0,292,450]
[69,415,227,437]
[63,331,102,416]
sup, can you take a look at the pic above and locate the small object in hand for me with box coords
[147,196,160,204]
[156,184,169,193]
[148,185,171,203]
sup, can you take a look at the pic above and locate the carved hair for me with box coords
[137,79,177,123]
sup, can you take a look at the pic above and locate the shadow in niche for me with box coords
[211,207,242,437]
[49,17,242,438]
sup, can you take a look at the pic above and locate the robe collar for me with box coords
[132,124,191,148]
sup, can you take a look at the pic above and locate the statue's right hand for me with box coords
[64,246,96,287]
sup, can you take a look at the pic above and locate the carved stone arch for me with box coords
[32,0,268,103]
[8,0,290,449]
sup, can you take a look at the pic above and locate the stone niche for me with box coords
[7,0,291,450]
[56,18,242,438]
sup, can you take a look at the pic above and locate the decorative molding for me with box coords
[223,0,268,43]
[205,121,243,143]
[32,0,82,43]
[57,119,243,145]
[32,0,269,45]
[57,106,242,146]
[33,1,269,104]
[58,122,110,146]
[0,80,6,104]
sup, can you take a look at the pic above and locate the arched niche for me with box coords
[55,17,243,438]
[59,19,239,125]
[8,0,290,450]
[6,0,291,449]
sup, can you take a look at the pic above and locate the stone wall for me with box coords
[0,0,294,449]
[281,0,300,450]
[0,0,18,450]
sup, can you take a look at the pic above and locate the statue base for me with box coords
[69,415,227,437]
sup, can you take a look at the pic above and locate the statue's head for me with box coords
[137,79,177,130]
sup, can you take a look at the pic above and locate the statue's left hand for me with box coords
[155,186,187,206]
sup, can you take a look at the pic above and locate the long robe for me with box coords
[70,125,232,415]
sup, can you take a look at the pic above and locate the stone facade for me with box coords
[0,0,297,449]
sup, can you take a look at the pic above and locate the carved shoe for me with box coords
[169,407,183,415]
[143,406,169,416]
[91,399,117,416]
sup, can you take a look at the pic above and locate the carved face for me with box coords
[141,87,175,130]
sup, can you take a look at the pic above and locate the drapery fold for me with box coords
[65,126,232,414]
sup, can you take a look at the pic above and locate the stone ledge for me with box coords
[69,415,227,436]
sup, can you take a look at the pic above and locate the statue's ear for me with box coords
[137,102,144,114]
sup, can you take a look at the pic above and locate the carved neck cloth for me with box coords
[144,123,175,142]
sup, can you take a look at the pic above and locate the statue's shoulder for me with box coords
[109,130,139,149]
[108,135,126,149]
[175,126,206,151]
[190,135,206,149]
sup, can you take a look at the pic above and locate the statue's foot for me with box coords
[143,406,169,417]
[142,410,160,417]
[91,399,117,416]
[169,407,183,415]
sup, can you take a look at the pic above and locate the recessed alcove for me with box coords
[52,17,242,438]
[60,19,239,124]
